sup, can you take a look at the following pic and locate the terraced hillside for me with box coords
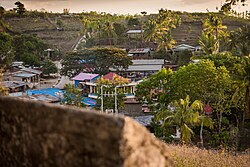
[173,13,250,46]
[4,14,84,52]
[2,13,249,52]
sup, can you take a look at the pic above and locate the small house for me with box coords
[126,30,144,39]
[71,72,99,88]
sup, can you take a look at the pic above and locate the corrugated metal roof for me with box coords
[128,48,150,54]
[14,73,36,78]
[1,81,27,88]
[126,65,163,71]
[132,59,165,65]
[71,73,99,81]
[173,44,196,52]
[132,115,154,126]
[126,30,144,34]
[20,68,42,74]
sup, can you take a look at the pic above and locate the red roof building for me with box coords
[102,72,129,82]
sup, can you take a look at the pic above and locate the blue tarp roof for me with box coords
[26,88,64,97]
[27,88,96,106]
[82,97,96,106]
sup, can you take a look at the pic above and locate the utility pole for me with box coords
[101,85,104,113]
[114,86,118,114]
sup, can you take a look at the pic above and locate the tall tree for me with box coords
[63,84,83,107]
[14,1,26,15]
[0,6,5,19]
[136,68,173,110]
[42,59,58,76]
[199,14,227,54]
[61,47,132,77]
[221,0,248,12]
[0,32,14,68]
[228,25,250,56]
[156,96,203,144]
[143,9,180,51]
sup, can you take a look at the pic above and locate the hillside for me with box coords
[2,12,249,52]
[3,14,84,52]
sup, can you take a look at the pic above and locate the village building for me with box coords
[126,30,144,39]
[71,72,100,88]
[1,81,28,96]
[111,59,166,81]
[128,48,151,58]
[172,44,202,54]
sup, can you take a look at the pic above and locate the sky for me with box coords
[0,0,249,14]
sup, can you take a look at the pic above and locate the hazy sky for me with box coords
[0,0,249,14]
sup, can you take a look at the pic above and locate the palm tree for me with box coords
[198,32,220,54]
[203,15,227,39]
[0,6,4,19]
[232,57,250,124]
[157,96,213,145]
[143,9,179,51]
[200,14,227,54]
[229,25,250,56]
[102,20,117,46]
[156,96,201,144]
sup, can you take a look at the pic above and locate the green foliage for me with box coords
[170,60,231,103]
[143,9,180,51]
[228,25,250,56]
[135,68,173,111]
[81,12,122,46]
[127,17,140,26]
[56,19,64,28]
[14,1,25,15]
[61,47,132,77]
[113,22,126,36]
[156,96,203,144]
[221,0,247,12]
[63,84,83,107]
[175,49,193,66]
[0,32,14,68]
[0,70,8,96]
[95,75,129,112]
[0,6,5,19]
[150,116,174,143]
[199,14,227,54]
[13,34,48,66]
[42,59,58,76]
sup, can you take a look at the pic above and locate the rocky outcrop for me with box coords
[0,96,172,167]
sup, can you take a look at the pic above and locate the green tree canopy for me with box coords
[135,68,173,110]
[143,9,180,51]
[13,34,48,66]
[170,60,231,104]
[14,1,26,15]
[61,47,132,77]
[0,32,14,68]
[42,59,58,76]
[228,25,250,56]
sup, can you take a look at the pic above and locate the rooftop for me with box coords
[126,65,163,72]
[1,81,27,88]
[132,59,165,65]
[14,73,36,78]
[71,73,99,81]
[102,72,128,81]
[20,68,42,75]
[128,48,150,54]
[126,30,144,34]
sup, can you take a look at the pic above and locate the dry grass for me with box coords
[166,144,250,167]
